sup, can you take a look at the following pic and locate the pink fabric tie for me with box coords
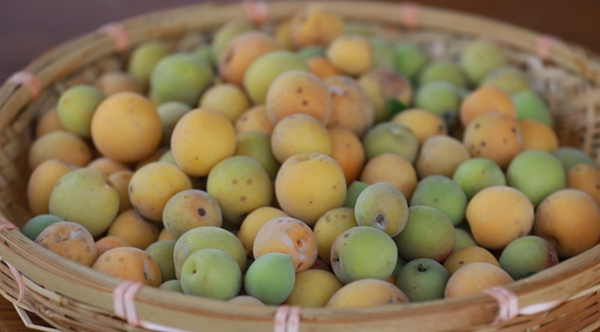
[536,35,557,61]
[401,3,422,29]
[113,280,192,332]
[5,72,42,99]
[274,305,301,332]
[99,22,130,52]
[483,286,565,325]
[244,0,269,26]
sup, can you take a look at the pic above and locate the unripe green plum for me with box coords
[57,84,106,138]
[49,168,120,238]
[511,90,553,126]
[145,240,176,282]
[507,150,566,206]
[149,53,214,106]
[234,131,280,180]
[159,279,184,293]
[362,122,419,163]
[452,158,507,200]
[157,101,192,146]
[480,65,530,94]
[393,205,456,262]
[418,60,467,89]
[21,214,63,241]
[499,235,559,280]
[392,42,427,82]
[330,226,398,284]
[207,156,273,225]
[128,40,173,90]
[243,50,308,105]
[173,226,247,278]
[244,252,296,305]
[414,81,464,129]
[552,147,596,172]
[354,182,408,237]
[410,175,467,226]
[460,40,507,85]
[180,248,242,300]
[396,258,449,302]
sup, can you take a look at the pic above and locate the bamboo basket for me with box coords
[2,1,600,331]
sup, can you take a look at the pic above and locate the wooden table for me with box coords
[2,0,600,331]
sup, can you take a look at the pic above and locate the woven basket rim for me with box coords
[2,1,600,331]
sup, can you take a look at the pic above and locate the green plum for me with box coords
[244,252,296,305]
[330,226,398,284]
[396,258,449,302]
[393,206,456,262]
[180,248,242,300]
[507,150,566,205]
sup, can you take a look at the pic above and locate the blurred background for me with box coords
[1,0,600,82]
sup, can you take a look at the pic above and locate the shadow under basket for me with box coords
[2,1,600,331]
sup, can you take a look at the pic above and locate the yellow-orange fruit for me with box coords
[28,131,92,170]
[234,105,275,135]
[360,153,418,202]
[253,217,318,272]
[326,279,409,308]
[158,228,175,242]
[274,18,294,50]
[92,247,162,287]
[35,221,98,267]
[328,127,365,185]
[218,32,281,86]
[325,75,375,137]
[313,207,358,263]
[285,269,343,307]
[415,135,471,179]
[271,113,333,163]
[95,236,131,257]
[534,189,600,257]
[566,164,600,206]
[290,5,345,49]
[266,70,332,125]
[199,83,251,123]
[466,186,534,250]
[519,120,559,152]
[444,262,513,298]
[108,170,134,213]
[27,159,76,216]
[307,57,343,79]
[35,107,65,138]
[107,210,161,250]
[391,108,447,146]
[459,86,517,128]
[87,157,129,176]
[237,206,289,255]
[128,162,193,222]
[463,112,522,169]
[171,108,236,177]
[326,35,373,76]
[91,92,162,163]
[275,153,347,226]
[95,71,144,96]
[443,246,500,276]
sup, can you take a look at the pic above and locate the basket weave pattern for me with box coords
[2,1,600,331]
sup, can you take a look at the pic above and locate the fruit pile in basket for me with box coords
[22,3,600,308]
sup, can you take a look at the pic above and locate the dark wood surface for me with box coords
[2,0,600,331]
